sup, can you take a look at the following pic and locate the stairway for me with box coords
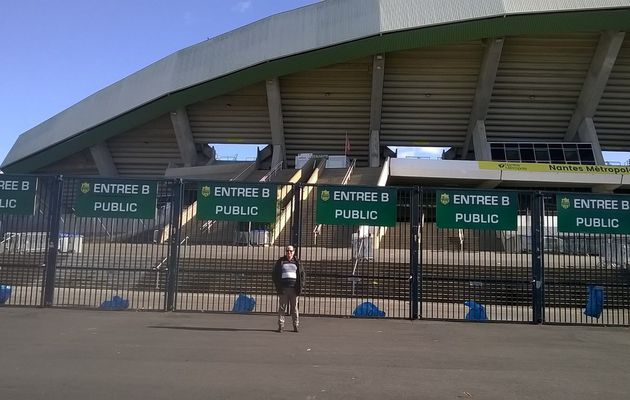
[380,222,504,251]
[269,168,300,183]
[347,167,382,185]
[302,168,353,248]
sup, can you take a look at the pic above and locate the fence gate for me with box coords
[0,175,58,307]
[541,192,630,325]
[419,189,535,323]
[173,181,296,313]
[44,177,175,310]
[297,184,412,319]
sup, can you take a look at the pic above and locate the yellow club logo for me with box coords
[320,190,330,202]
[80,182,90,194]
[440,192,450,205]
[560,197,570,209]
[201,186,211,198]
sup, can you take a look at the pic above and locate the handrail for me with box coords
[160,202,197,243]
[0,233,18,245]
[308,158,328,241]
[96,217,113,240]
[352,238,363,276]
[0,233,21,254]
[350,238,365,295]
[269,157,318,245]
[341,158,356,185]
[259,161,283,182]
[71,206,112,239]
[373,157,392,250]
[153,235,189,289]
[201,220,216,233]
[314,158,355,240]
[230,161,257,182]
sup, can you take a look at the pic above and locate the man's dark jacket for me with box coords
[272,256,306,295]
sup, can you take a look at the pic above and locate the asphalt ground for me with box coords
[0,307,628,400]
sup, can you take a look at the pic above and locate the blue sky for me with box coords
[2,1,628,167]
[0,0,320,166]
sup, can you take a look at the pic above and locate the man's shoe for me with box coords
[293,325,299,333]
[277,326,283,333]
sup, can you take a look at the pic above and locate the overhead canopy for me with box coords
[3,0,630,174]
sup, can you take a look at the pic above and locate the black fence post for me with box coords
[166,179,184,311]
[410,187,420,319]
[42,175,63,307]
[292,183,303,253]
[531,191,545,324]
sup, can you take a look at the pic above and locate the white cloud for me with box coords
[602,151,630,165]
[233,1,252,12]
[396,149,422,158]
[390,146,447,159]
[419,147,446,155]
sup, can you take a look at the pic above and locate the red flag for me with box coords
[345,133,351,155]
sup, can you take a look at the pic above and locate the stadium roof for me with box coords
[4,0,630,173]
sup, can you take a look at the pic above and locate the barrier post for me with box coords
[410,187,420,319]
[43,175,63,307]
[166,179,183,311]
[531,192,545,324]
[291,184,303,252]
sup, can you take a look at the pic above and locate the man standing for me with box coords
[272,245,305,333]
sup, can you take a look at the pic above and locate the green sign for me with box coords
[196,182,277,222]
[315,185,397,226]
[557,193,630,234]
[74,179,157,219]
[0,177,38,215]
[436,190,518,230]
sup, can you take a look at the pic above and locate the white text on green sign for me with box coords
[196,183,277,222]
[315,186,397,226]
[0,177,38,215]
[436,190,518,230]
[74,180,157,219]
[557,194,630,234]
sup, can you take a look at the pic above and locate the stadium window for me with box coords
[488,142,596,166]
[505,144,520,161]
[491,145,506,161]
[534,144,550,162]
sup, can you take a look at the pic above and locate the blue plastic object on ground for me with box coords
[99,295,129,310]
[584,285,605,318]
[0,285,12,304]
[232,293,256,313]
[352,302,385,317]
[464,300,488,320]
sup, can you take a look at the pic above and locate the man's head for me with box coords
[285,246,295,258]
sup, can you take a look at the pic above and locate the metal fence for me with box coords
[0,174,628,326]
[173,181,296,313]
[541,192,630,325]
[47,177,174,310]
[0,175,58,306]
[297,185,411,319]
[419,189,535,323]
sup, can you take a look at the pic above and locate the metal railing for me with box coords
[153,236,189,289]
[230,162,257,182]
[0,173,628,326]
[341,158,356,185]
[260,161,283,182]
[313,158,356,242]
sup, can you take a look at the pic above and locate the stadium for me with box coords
[1,0,630,325]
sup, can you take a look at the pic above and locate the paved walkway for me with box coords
[1,308,628,400]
